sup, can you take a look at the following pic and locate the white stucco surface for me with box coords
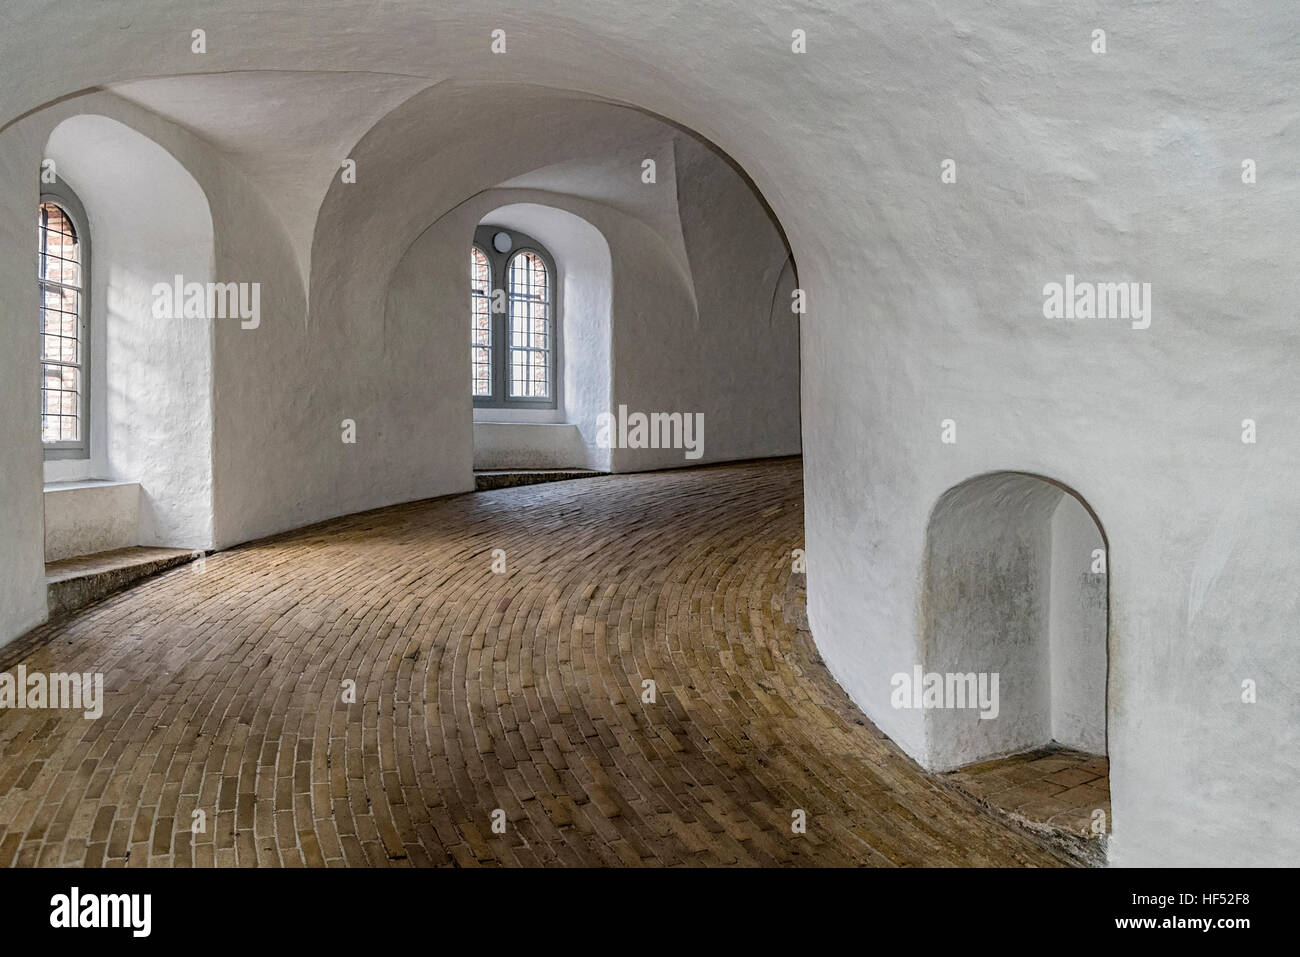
[923,473,1058,770]
[1049,493,1108,755]
[472,423,589,471]
[0,121,48,638]
[43,481,140,562]
[0,0,1295,866]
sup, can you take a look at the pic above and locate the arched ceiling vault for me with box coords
[52,72,779,315]
[307,85,729,329]
[0,0,839,269]
[107,71,438,286]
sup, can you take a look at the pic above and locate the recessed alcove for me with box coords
[924,472,1109,854]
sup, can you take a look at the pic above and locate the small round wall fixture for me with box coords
[492,231,513,253]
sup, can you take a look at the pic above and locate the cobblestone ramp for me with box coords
[0,459,1068,867]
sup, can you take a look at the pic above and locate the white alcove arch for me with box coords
[43,113,216,550]
[473,203,614,472]
[922,471,1109,772]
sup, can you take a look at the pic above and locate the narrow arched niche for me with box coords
[43,113,216,550]
[472,203,613,472]
[922,472,1109,772]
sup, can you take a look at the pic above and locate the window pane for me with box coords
[506,251,550,399]
[38,201,84,446]
[39,204,81,287]
[41,363,80,443]
[470,247,492,397]
[471,246,490,295]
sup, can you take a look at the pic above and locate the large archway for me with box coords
[362,93,801,499]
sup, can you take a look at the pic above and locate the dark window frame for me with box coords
[471,225,557,411]
[39,177,91,461]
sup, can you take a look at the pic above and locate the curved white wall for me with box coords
[0,116,53,635]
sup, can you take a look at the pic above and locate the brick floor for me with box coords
[45,546,199,620]
[944,746,1110,866]
[0,459,1069,867]
[945,746,1111,832]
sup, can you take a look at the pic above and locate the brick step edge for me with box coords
[47,552,201,621]
[474,470,604,491]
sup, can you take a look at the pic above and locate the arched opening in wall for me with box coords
[40,113,215,572]
[33,81,808,599]
[469,206,613,475]
[922,472,1110,855]
[445,125,803,483]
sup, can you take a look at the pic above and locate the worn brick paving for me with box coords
[945,746,1111,835]
[0,459,1066,867]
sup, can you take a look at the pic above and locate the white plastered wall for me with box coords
[923,474,1057,770]
[0,118,50,637]
[1049,494,1108,754]
[614,134,798,471]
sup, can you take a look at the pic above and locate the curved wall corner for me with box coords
[0,117,50,644]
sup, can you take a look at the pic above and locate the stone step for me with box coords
[46,546,201,620]
[474,468,604,491]
[941,744,1110,867]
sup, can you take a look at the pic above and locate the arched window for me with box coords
[471,226,556,409]
[506,250,551,400]
[39,185,90,459]
[471,246,492,398]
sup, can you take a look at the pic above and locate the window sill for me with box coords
[43,478,137,494]
[472,406,564,425]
